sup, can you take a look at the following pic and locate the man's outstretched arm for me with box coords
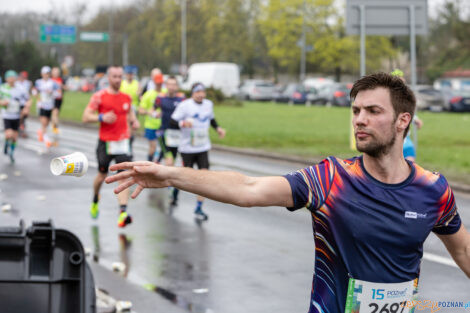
[437,224,470,278]
[105,161,294,208]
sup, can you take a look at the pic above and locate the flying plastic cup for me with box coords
[50,152,88,177]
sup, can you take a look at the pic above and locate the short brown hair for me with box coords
[350,72,416,137]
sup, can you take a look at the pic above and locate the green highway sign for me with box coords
[39,24,76,44]
[80,32,110,42]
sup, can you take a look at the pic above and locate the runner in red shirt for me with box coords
[82,66,140,227]
[51,67,65,134]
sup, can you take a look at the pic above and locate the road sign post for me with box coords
[346,0,428,152]
[346,0,428,84]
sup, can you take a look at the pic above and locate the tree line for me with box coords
[0,0,468,82]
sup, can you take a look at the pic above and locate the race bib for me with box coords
[106,139,130,155]
[6,98,20,114]
[165,129,181,147]
[344,277,418,313]
[41,91,53,106]
[191,128,209,147]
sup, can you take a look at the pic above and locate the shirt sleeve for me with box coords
[283,157,335,212]
[171,100,186,121]
[86,92,101,112]
[432,182,462,235]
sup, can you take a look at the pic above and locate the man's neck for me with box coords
[107,86,120,94]
[362,146,411,185]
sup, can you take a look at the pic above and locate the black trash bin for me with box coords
[0,220,96,313]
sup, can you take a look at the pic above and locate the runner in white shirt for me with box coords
[170,83,226,221]
[0,70,31,163]
[34,66,59,148]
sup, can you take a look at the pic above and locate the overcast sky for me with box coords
[0,0,465,21]
[0,0,130,21]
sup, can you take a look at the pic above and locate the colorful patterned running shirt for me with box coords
[284,156,461,313]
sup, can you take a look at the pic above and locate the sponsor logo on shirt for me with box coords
[404,211,427,219]
[123,103,129,110]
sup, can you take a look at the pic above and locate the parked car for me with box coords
[310,83,352,106]
[274,83,308,104]
[412,85,447,111]
[237,80,275,101]
[182,62,240,97]
[303,77,335,91]
[449,90,470,112]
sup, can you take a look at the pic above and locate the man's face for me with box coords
[41,72,50,80]
[108,67,123,91]
[352,87,401,158]
[166,79,178,94]
[52,68,60,78]
[6,76,16,86]
[192,90,205,102]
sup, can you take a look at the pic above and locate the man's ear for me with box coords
[397,112,412,133]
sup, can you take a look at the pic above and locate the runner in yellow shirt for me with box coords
[120,66,140,159]
[139,73,167,162]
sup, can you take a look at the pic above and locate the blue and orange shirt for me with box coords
[284,156,461,313]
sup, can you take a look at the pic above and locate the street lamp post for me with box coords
[300,0,306,82]
[181,0,187,70]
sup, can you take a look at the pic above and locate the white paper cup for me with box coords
[50,152,88,177]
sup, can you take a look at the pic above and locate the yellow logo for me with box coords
[65,163,75,174]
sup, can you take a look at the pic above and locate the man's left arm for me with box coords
[437,224,470,278]
[128,106,140,130]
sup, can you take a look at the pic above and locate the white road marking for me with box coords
[423,252,458,268]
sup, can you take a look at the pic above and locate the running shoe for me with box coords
[194,208,208,221]
[45,140,52,148]
[52,127,60,134]
[3,141,8,155]
[90,202,99,219]
[117,211,133,228]
[37,130,44,142]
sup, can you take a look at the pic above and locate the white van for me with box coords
[183,62,240,97]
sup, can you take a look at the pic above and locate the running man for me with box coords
[153,75,185,205]
[138,73,166,162]
[142,68,162,95]
[34,66,60,148]
[16,71,32,137]
[82,66,140,228]
[106,73,470,312]
[169,82,226,220]
[0,70,31,163]
[51,67,65,134]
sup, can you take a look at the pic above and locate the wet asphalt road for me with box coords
[0,120,468,313]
